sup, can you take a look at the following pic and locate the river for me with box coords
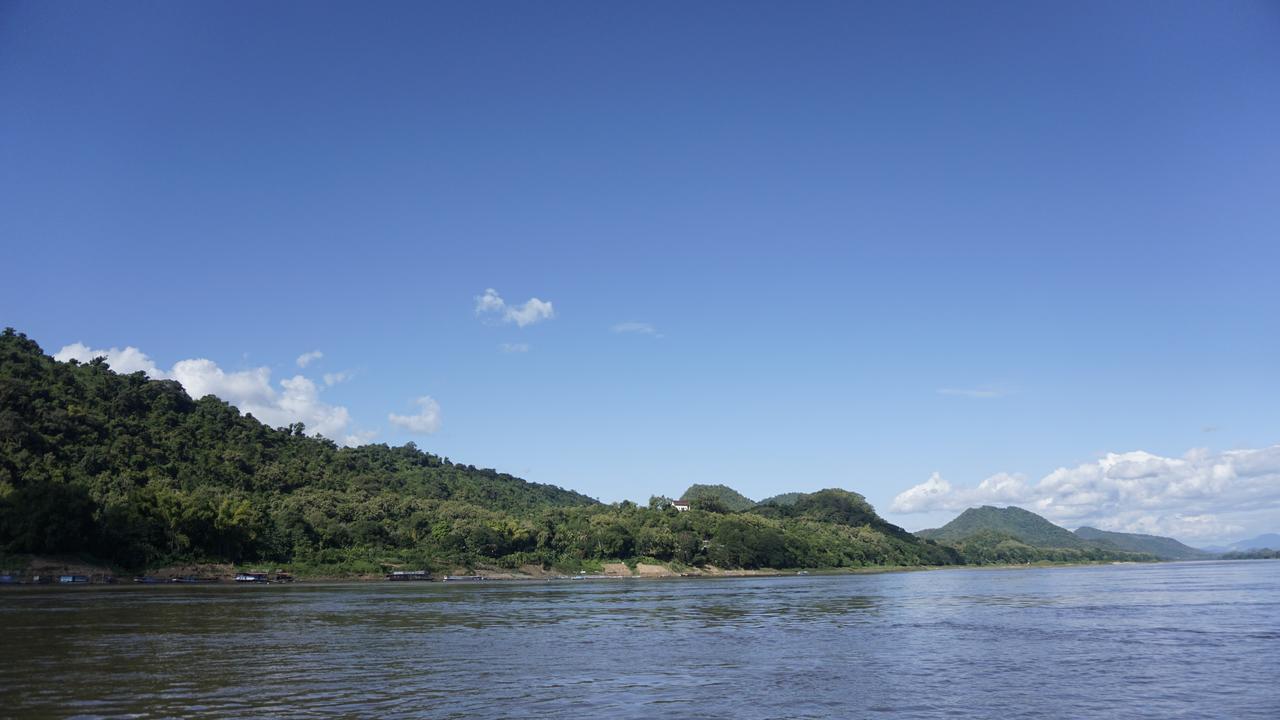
[1,560,1277,718]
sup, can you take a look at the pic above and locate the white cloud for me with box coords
[475,288,555,327]
[344,430,379,447]
[323,371,350,386]
[296,350,323,368]
[612,322,661,337]
[56,342,364,445]
[891,445,1280,542]
[389,396,443,435]
[475,288,506,314]
[499,343,530,353]
[937,386,1008,399]
[54,343,165,377]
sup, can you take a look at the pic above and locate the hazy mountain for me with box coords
[1227,533,1280,551]
[1073,527,1212,561]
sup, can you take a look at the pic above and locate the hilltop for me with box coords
[918,506,1089,548]
[755,492,806,507]
[679,484,756,512]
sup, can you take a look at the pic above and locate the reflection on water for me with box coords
[2,562,1278,718]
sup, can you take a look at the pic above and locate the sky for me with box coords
[2,1,1278,544]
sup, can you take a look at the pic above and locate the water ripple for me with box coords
[2,562,1278,718]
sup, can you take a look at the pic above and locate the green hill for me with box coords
[753,489,907,535]
[0,329,962,573]
[755,492,805,507]
[680,484,756,512]
[0,329,597,571]
[1073,527,1212,561]
[918,506,1089,548]
[917,506,1159,564]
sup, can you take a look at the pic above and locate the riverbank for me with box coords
[0,553,1158,586]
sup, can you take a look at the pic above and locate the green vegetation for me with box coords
[919,506,1091,548]
[755,492,805,507]
[0,330,961,574]
[939,530,1154,564]
[1220,548,1280,560]
[680,484,756,512]
[916,505,1158,564]
[1073,527,1212,561]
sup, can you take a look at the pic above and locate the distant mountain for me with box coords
[1227,533,1280,551]
[680,484,756,512]
[1073,527,1212,561]
[915,506,1158,564]
[918,506,1089,548]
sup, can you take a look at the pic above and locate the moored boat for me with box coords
[385,570,432,581]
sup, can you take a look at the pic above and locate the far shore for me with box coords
[0,555,1208,588]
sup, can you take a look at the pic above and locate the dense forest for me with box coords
[0,329,965,574]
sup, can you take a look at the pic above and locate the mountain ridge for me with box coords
[1073,526,1211,561]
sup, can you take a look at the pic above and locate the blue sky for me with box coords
[3,1,1278,542]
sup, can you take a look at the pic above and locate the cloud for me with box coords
[611,322,661,337]
[937,386,1008,399]
[389,396,443,435]
[296,350,323,368]
[54,343,164,377]
[343,430,379,447]
[499,343,530,353]
[891,445,1280,542]
[56,342,366,445]
[323,371,350,386]
[474,288,555,327]
[475,288,506,314]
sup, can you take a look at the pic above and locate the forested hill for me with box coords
[0,329,960,573]
[1073,527,1212,561]
[680,484,756,512]
[918,506,1088,548]
[916,505,1159,564]
[0,329,593,568]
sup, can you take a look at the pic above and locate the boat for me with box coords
[442,575,487,582]
[385,570,431,581]
[58,575,89,584]
[234,572,268,583]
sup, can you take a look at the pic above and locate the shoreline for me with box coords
[0,556,1185,587]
